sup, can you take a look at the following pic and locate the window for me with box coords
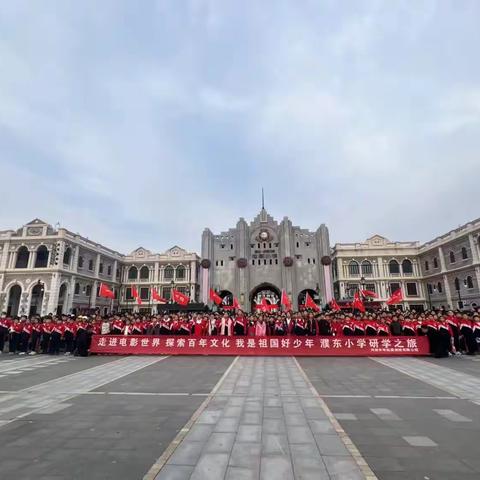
[461,247,468,260]
[263,243,266,249]
[454,277,460,291]
[15,246,30,268]
[74,283,80,295]
[269,243,272,248]
[312,258,316,264]
[220,244,225,249]
[176,266,186,280]
[348,261,360,276]
[449,251,456,263]
[466,276,474,289]
[437,282,443,293]
[388,260,400,275]
[99,263,104,274]
[162,287,172,300]
[406,283,418,296]
[164,266,174,280]
[389,282,401,295]
[230,244,233,250]
[427,283,433,294]
[307,258,311,264]
[306,242,310,247]
[402,259,413,275]
[424,260,429,271]
[263,259,267,265]
[85,285,92,296]
[275,259,278,265]
[433,257,438,269]
[107,265,112,276]
[88,259,94,271]
[63,247,72,265]
[125,287,133,300]
[296,242,299,248]
[35,246,49,268]
[252,259,255,265]
[128,266,138,280]
[140,288,149,300]
[346,283,359,297]
[139,266,149,280]
[269,259,272,265]
[78,256,84,268]
[361,260,372,275]
[365,283,376,293]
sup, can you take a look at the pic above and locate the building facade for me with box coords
[0,219,199,317]
[200,207,333,312]
[332,218,480,311]
[332,235,425,310]
[120,246,199,314]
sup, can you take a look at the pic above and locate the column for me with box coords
[47,272,62,315]
[469,234,479,263]
[438,246,447,272]
[67,276,76,313]
[154,262,159,282]
[95,253,101,276]
[190,260,196,300]
[28,247,36,269]
[90,280,98,308]
[443,274,453,308]
[72,245,80,273]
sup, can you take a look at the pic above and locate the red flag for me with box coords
[131,285,142,305]
[172,289,190,306]
[329,298,341,312]
[99,283,115,299]
[360,289,378,299]
[281,290,292,311]
[232,297,240,309]
[352,291,366,313]
[304,292,320,312]
[209,289,223,305]
[387,289,403,305]
[152,288,167,303]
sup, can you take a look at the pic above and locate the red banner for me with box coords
[91,335,429,356]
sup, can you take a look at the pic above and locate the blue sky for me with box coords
[1,0,479,254]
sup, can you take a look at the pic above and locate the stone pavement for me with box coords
[153,357,374,480]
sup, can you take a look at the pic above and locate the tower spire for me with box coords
[262,187,265,210]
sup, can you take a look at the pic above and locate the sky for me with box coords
[1,0,479,254]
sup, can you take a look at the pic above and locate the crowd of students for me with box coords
[0,308,479,358]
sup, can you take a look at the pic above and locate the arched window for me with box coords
[348,261,360,276]
[78,256,84,268]
[63,247,72,265]
[164,266,174,280]
[176,265,186,280]
[454,277,460,291]
[15,246,30,269]
[402,259,413,275]
[388,259,400,275]
[74,283,80,295]
[433,257,438,269]
[361,260,373,275]
[437,282,443,293]
[35,245,49,268]
[466,276,474,289]
[449,251,456,264]
[128,266,138,280]
[461,247,468,260]
[139,266,149,280]
[424,260,429,271]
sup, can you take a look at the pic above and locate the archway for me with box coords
[298,289,318,309]
[56,283,68,315]
[250,283,281,312]
[219,290,234,308]
[7,285,22,317]
[35,246,49,268]
[30,282,45,316]
[15,246,29,269]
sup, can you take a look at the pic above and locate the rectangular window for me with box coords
[365,283,376,293]
[406,282,418,296]
[140,287,149,300]
[107,265,112,276]
[389,282,401,295]
[252,259,255,265]
[162,287,171,300]
[307,258,311,264]
[312,258,316,264]
[230,244,233,249]
[99,263,103,274]
[125,287,133,300]
[88,259,94,271]
[74,283,80,295]
[427,284,433,294]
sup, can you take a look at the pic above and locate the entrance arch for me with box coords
[30,282,45,316]
[219,290,234,308]
[7,285,22,317]
[298,289,318,309]
[250,283,281,312]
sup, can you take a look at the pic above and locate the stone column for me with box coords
[28,247,36,269]
[72,245,80,273]
[90,280,98,308]
[469,234,479,263]
[47,272,62,315]
[67,276,76,313]
[190,260,197,300]
[443,274,453,308]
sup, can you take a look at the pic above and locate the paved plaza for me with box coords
[0,354,480,479]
